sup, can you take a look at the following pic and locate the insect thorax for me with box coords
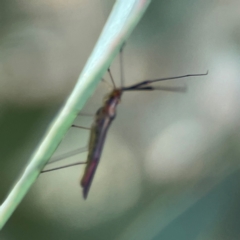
[103,89,122,118]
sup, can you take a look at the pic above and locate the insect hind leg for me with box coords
[72,125,91,130]
[41,161,87,173]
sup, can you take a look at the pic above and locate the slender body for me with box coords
[81,89,122,198]
[42,61,207,199]
[79,71,207,198]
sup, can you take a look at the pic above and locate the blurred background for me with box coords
[1,0,240,239]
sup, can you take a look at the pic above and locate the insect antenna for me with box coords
[123,71,208,91]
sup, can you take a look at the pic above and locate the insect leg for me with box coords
[47,147,88,165]
[123,71,208,90]
[72,125,91,130]
[41,161,87,173]
[124,85,187,93]
[107,68,117,89]
[42,146,88,173]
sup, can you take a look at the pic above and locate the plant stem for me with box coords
[0,0,152,230]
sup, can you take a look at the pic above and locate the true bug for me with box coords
[42,46,207,199]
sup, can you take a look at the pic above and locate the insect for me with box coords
[42,47,207,199]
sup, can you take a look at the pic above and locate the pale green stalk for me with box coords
[0,0,152,229]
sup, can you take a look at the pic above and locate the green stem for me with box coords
[0,0,152,230]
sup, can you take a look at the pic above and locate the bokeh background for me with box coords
[1,0,240,239]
